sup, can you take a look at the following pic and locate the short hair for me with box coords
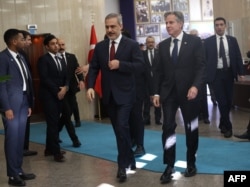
[146,36,155,42]
[214,17,226,24]
[20,30,31,39]
[3,28,21,46]
[164,11,184,24]
[105,13,123,25]
[43,34,56,46]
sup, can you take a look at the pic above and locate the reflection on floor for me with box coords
[0,98,249,187]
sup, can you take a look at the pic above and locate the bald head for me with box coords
[189,29,199,36]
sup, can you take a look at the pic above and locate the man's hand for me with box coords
[187,86,198,100]
[78,81,85,91]
[87,88,95,102]
[153,95,160,107]
[108,60,119,70]
[28,108,32,117]
[58,86,68,100]
[5,109,14,120]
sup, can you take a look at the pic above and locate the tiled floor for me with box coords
[0,98,249,187]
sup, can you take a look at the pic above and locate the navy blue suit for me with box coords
[88,36,144,169]
[37,53,68,155]
[204,35,244,131]
[0,49,33,177]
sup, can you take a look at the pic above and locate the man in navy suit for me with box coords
[152,11,205,183]
[87,13,144,182]
[204,17,244,138]
[37,34,69,162]
[0,29,36,186]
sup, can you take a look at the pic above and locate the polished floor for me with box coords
[0,97,249,187]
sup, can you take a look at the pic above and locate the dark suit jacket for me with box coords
[37,53,69,101]
[204,35,244,83]
[153,32,205,104]
[88,36,145,105]
[143,48,159,95]
[0,49,34,111]
[64,52,84,94]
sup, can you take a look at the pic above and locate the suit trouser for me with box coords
[58,93,79,142]
[43,98,62,155]
[161,90,199,168]
[129,98,144,146]
[106,98,134,169]
[212,69,234,131]
[3,93,28,177]
[23,116,30,150]
[200,84,209,119]
[72,94,80,122]
[143,95,162,122]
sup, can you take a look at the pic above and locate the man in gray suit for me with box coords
[152,11,205,184]
[0,29,36,186]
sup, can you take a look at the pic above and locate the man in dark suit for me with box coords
[87,13,144,182]
[204,17,244,138]
[142,35,162,125]
[152,11,205,184]
[57,38,84,147]
[19,30,38,156]
[37,34,69,162]
[0,29,36,186]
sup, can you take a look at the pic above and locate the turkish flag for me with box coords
[88,25,102,98]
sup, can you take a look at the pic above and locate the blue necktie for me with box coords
[172,38,178,64]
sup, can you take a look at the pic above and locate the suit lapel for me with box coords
[115,36,126,58]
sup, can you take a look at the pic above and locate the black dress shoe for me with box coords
[73,140,82,147]
[75,121,81,127]
[155,121,163,125]
[234,131,250,140]
[203,118,210,124]
[224,130,233,138]
[184,166,197,177]
[117,168,127,182]
[160,166,174,184]
[19,173,36,180]
[134,145,146,157]
[23,150,38,156]
[54,154,65,162]
[44,149,66,156]
[8,176,26,186]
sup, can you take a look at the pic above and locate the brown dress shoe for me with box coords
[54,154,65,162]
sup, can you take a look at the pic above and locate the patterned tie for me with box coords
[172,38,178,64]
[110,41,115,61]
[55,56,62,71]
[219,37,228,69]
[16,54,30,93]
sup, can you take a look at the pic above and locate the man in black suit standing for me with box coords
[19,30,38,157]
[57,38,84,147]
[152,11,205,184]
[0,29,36,186]
[87,13,144,182]
[37,34,69,162]
[204,17,244,138]
[142,35,162,125]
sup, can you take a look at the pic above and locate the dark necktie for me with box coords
[16,54,30,93]
[150,49,154,65]
[55,56,62,71]
[61,53,67,66]
[110,41,115,61]
[219,37,228,69]
[172,38,178,64]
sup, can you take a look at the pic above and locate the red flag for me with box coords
[88,25,102,98]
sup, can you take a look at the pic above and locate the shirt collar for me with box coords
[216,34,226,40]
[172,31,184,42]
[110,33,122,45]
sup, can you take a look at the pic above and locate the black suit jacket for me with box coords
[153,32,205,104]
[88,36,145,105]
[204,35,244,83]
[37,53,69,101]
[64,52,84,94]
